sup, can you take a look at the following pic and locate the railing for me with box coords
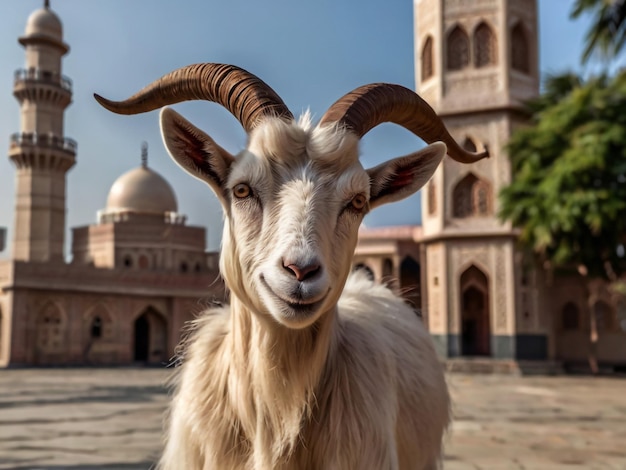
[10,132,77,153]
[14,68,72,92]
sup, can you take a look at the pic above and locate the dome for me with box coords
[24,7,63,41]
[106,165,178,215]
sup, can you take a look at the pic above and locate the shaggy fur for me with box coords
[159,273,449,470]
[156,111,451,470]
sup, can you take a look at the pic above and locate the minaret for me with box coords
[8,1,75,262]
[414,0,546,360]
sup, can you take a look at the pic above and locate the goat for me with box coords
[95,63,487,470]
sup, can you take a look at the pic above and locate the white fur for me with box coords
[157,111,450,470]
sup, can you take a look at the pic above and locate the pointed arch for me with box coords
[421,35,434,81]
[133,306,168,363]
[460,265,491,356]
[474,21,497,67]
[84,304,113,341]
[511,22,530,73]
[446,25,470,71]
[474,179,491,215]
[452,173,493,218]
[35,301,67,363]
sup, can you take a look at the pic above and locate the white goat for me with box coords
[95,63,487,470]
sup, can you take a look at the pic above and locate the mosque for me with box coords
[0,2,223,367]
[0,1,624,370]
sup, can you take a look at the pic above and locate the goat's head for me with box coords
[95,63,487,329]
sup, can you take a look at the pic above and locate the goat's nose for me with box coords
[283,261,321,282]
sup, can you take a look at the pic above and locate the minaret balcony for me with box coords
[13,68,72,107]
[14,68,72,91]
[9,132,77,171]
[10,132,76,153]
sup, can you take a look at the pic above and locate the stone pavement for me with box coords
[444,374,626,470]
[0,369,625,469]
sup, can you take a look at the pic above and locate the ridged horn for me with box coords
[319,83,488,164]
[94,63,294,132]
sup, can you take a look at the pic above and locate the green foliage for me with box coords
[499,71,626,279]
[571,0,626,63]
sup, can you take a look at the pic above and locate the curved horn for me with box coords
[319,83,488,164]
[94,63,293,132]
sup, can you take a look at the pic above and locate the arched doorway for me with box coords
[460,266,491,356]
[133,307,167,364]
[35,302,66,365]
[400,256,421,311]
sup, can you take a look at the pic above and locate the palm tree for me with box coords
[571,0,626,63]
[525,72,583,114]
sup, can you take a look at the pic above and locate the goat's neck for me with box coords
[228,296,337,458]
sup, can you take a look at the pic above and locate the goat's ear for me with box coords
[160,107,235,198]
[366,142,446,210]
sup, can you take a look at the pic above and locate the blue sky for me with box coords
[0,0,617,253]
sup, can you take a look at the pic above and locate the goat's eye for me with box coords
[350,194,367,211]
[233,183,251,199]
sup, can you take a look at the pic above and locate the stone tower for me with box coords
[8,1,75,262]
[414,0,547,360]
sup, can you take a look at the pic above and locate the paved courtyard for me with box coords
[0,369,624,469]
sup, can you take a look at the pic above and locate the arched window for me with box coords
[453,173,493,218]
[421,36,434,81]
[91,316,103,339]
[447,26,470,71]
[123,255,133,268]
[474,180,491,215]
[85,306,112,343]
[427,181,437,215]
[180,261,188,273]
[561,302,579,331]
[474,22,497,67]
[511,22,530,73]
[453,174,475,218]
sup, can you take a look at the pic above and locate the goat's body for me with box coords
[97,62,483,470]
[159,272,450,470]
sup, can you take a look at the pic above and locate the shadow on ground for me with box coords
[0,385,167,410]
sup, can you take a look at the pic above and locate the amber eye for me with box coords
[233,183,251,199]
[350,194,367,211]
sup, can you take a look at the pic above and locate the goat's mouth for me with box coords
[259,275,329,320]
